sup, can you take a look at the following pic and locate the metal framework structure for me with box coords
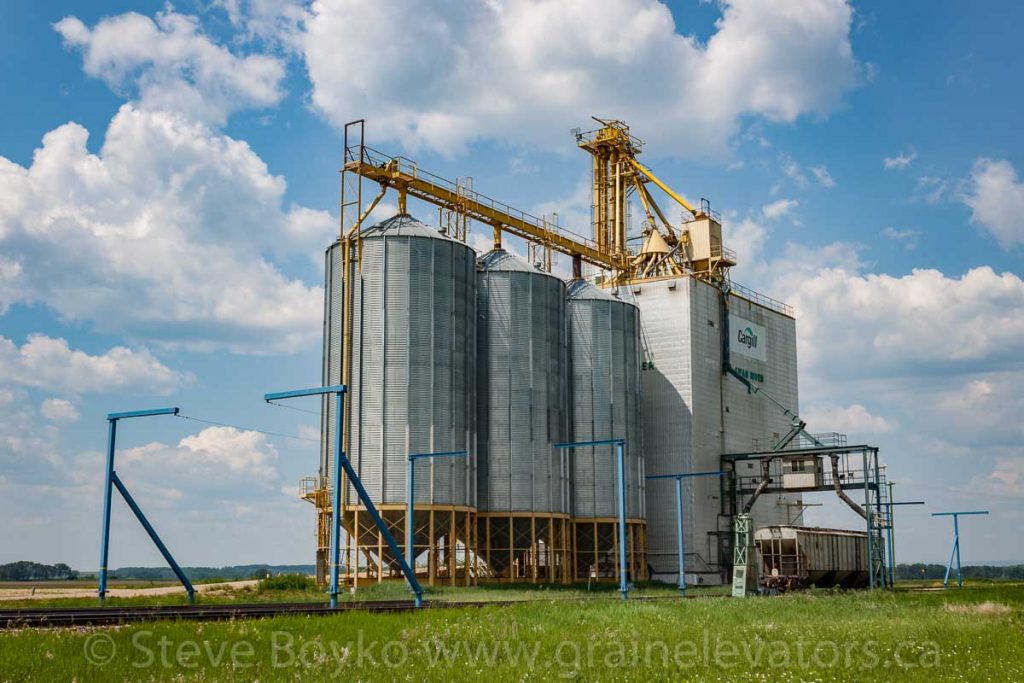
[932,510,989,588]
[646,470,727,596]
[475,512,572,583]
[885,487,925,585]
[555,439,633,599]
[266,385,424,608]
[303,117,730,589]
[730,514,754,597]
[98,408,193,604]
[723,444,891,591]
[406,451,468,580]
[575,118,734,283]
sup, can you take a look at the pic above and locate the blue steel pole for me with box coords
[886,517,895,588]
[329,391,344,609]
[97,418,117,605]
[887,489,895,587]
[863,450,874,589]
[617,441,628,601]
[406,457,415,571]
[404,451,463,599]
[676,476,685,596]
[645,470,727,598]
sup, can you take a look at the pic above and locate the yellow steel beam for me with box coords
[627,158,696,215]
[346,159,625,271]
[346,185,387,239]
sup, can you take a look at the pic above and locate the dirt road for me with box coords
[0,579,258,601]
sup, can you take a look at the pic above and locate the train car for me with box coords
[753,525,868,592]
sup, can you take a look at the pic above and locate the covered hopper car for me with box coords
[753,525,868,592]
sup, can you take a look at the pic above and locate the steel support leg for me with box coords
[617,442,628,601]
[676,477,685,596]
[406,458,415,572]
[943,533,957,588]
[887,493,896,587]
[97,419,117,604]
[329,391,344,608]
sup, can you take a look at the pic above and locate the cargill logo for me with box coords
[737,326,758,349]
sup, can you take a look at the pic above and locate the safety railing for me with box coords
[799,432,848,448]
[711,243,737,264]
[729,281,795,317]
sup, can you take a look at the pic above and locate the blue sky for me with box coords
[0,0,1021,570]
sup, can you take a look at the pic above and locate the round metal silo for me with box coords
[321,213,477,585]
[320,239,344,487]
[475,249,570,582]
[566,279,646,581]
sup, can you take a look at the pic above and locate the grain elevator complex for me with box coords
[304,118,890,594]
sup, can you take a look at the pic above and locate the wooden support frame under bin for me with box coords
[475,512,572,584]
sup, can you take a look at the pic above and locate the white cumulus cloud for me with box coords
[883,149,917,170]
[55,10,286,126]
[117,427,282,506]
[302,0,863,155]
[962,158,1024,250]
[810,165,837,188]
[40,398,81,423]
[880,226,920,250]
[762,199,799,219]
[802,403,893,435]
[0,335,185,395]
[781,264,1024,377]
[0,106,326,354]
[213,0,310,50]
[969,458,1024,499]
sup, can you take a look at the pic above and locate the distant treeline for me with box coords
[896,563,1024,580]
[0,562,314,581]
[0,561,76,581]
[108,564,316,580]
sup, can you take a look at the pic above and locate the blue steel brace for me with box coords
[646,470,728,596]
[98,408,187,605]
[555,439,629,600]
[111,473,195,601]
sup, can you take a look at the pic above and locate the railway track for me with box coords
[0,595,701,629]
[0,599,486,629]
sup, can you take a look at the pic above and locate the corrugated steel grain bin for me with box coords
[476,249,569,514]
[566,279,644,519]
[322,214,476,507]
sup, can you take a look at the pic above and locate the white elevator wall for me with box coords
[623,277,802,583]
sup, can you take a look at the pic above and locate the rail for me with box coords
[801,433,848,448]
[732,458,869,494]
[0,595,720,629]
[728,281,794,318]
[711,244,737,264]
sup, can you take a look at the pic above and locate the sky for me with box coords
[0,0,1021,571]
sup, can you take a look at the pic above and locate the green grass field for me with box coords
[2,582,1022,681]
